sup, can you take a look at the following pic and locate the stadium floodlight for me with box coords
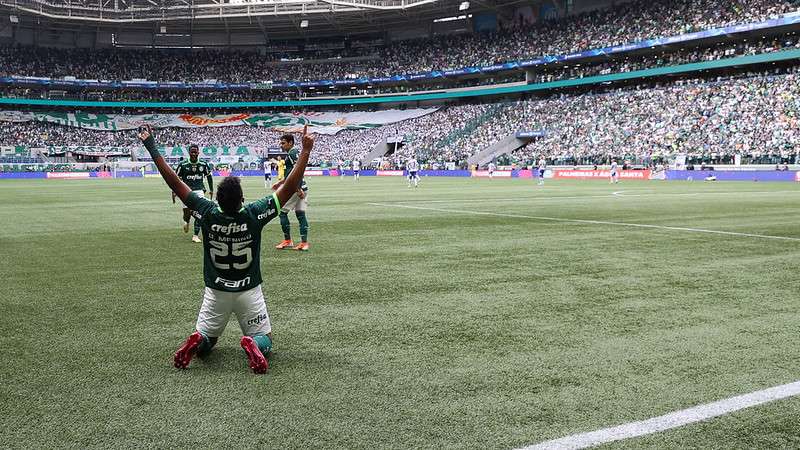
[9,15,18,23]
[459,1,469,11]
[433,14,470,22]
[300,19,309,28]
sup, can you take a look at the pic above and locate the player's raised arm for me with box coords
[275,125,313,206]
[138,126,192,203]
[206,168,214,199]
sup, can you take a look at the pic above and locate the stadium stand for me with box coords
[0,0,796,86]
[2,0,800,171]
[3,68,800,169]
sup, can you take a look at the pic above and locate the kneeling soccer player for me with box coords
[139,125,314,374]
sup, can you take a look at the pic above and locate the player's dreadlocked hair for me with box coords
[216,176,244,215]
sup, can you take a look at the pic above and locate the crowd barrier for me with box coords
[665,170,798,182]
[2,169,800,182]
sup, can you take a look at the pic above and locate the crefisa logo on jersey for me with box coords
[257,209,276,220]
[211,222,248,234]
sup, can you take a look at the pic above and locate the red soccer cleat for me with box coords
[295,242,309,251]
[240,336,269,374]
[275,239,294,250]
[174,331,204,369]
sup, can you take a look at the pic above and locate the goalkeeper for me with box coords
[138,125,314,374]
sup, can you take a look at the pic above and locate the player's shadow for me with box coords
[163,347,249,374]
[170,347,287,374]
[166,347,334,375]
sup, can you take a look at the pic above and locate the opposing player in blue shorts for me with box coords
[537,157,546,186]
[352,159,361,181]
[610,159,620,184]
[407,156,420,188]
[263,158,273,189]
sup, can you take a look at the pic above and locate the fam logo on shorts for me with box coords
[248,313,268,326]
[214,276,251,289]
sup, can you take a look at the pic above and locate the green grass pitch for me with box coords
[1,176,799,449]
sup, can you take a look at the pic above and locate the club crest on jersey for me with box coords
[192,166,197,172]
[211,222,248,234]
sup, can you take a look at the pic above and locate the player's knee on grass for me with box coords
[252,334,272,357]
[196,334,218,358]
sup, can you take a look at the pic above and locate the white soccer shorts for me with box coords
[195,284,272,337]
[281,191,308,212]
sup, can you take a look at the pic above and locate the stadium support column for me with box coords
[551,0,565,16]
[525,70,535,84]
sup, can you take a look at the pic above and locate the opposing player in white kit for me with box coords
[338,160,345,179]
[352,159,361,181]
[537,157,547,186]
[139,125,314,374]
[610,159,620,184]
[263,158,273,188]
[407,156,420,188]
[488,162,496,179]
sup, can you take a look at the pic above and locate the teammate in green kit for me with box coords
[138,125,314,374]
[274,133,310,251]
[173,144,213,243]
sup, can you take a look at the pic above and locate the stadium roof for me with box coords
[0,0,531,38]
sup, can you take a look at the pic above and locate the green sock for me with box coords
[197,333,217,357]
[193,219,201,236]
[279,212,291,240]
[253,335,272,357]
[296,211,309,243]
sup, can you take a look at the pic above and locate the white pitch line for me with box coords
[391,190,800,204]
[403,194,615,204]
[610,189,800,197]
[519,380,800,450]
[367,203,800,242]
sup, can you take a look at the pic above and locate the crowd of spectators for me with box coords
[528,32,800,83]
[507,70,800,167]
[4,29,798,104]
[3,66,800,169]
[0,104,494,166]
[0,0,796,84]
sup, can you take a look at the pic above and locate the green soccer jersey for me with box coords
[176,160,212,192]
[185,192,281,292]
[284,147,308,192]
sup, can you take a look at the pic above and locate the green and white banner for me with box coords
[0,108,437,135]
[18,145,267,158]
